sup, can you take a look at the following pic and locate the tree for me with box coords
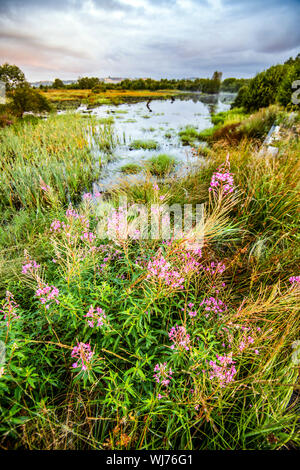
[8,84,51,117]
[52,78,65,89]
[232,64,287,112]
[0,63,27,91]
[277,61,300,108]
[77,76,100,89]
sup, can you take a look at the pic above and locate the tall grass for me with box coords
[0,113,116,213]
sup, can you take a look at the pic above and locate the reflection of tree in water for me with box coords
[175,92,236,113]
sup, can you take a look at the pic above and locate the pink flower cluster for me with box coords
[289,276,300,287]
[66,207,89,228]
[107,206,128,241]
[182,302,197,317]
[146,253,185,290]
[180,252,201,275]
[0,291,20,326]
[80,231,96,243]
[200,296,228,317]
[208,353,237,387]
[84,305,106,328]
[71,342,94,371]
[22,259,40,275]
[201,261,226,276]
[36,283,59,309]
[169,324,190,351]
[238,334,254,352]
[209,170,234,194]
[40,183,50,192]
[153,362,173,387]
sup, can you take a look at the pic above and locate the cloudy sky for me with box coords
[0,0,299,81]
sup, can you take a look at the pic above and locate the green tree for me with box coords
[233,64,287,111]
[277,57,300,108]
[8,84,51,117]
[77,76,100,89]
[52,78,65,89]
[0,63,27,91]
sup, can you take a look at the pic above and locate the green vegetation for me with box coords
[233,53,300,111]
[199,105,280,143]
[129,139,159,150]
[145,153,177,176]
[0,61,299,451]
[0,63,26,91]
[211,108,247,126]
[1,107,299,450]
[220,77,251,93]
[120,163,142,174]
[178,126,202,145]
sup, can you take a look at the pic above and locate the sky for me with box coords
[0,0,299,82]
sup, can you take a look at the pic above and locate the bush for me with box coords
[232,65,287,112]
[8,84,52,117]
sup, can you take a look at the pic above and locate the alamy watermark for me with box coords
[291,80,300,105]
[0,340,5,376]
[95,196,205,250]
[0,80,6,104]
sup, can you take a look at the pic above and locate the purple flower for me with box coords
[71,342,94,371]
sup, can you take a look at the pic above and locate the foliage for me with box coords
[277,57,300,108]
[0,63,26,91]
[52,78,65,89]
[220,78,251,93]
[7,84,52,117]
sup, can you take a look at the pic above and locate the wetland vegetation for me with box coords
[0,58,299,450]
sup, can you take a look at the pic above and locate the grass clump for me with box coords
[146,153,177,176]
[178,125,201,145]
[129,139,159,150]
[120,163,142,174]
[211,108,247,126]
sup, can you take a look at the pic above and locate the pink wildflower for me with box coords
[71,342,94,371]
[208,353,237,387]
[35,283,59,309]
[169,324,190,351]
[289,276,300,287]
[146,253,185,290]
[84,305,107,328]
[0,291,20,326]
[153,362,173,387]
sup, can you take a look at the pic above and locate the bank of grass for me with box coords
[0,107,299,450]
[198,105,282,143]
[42,88,181,108]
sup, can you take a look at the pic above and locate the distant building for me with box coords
[103,77,125,84]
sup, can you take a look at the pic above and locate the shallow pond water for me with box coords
[80,92,235,193]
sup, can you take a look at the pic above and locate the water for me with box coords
[79,92,236,193]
